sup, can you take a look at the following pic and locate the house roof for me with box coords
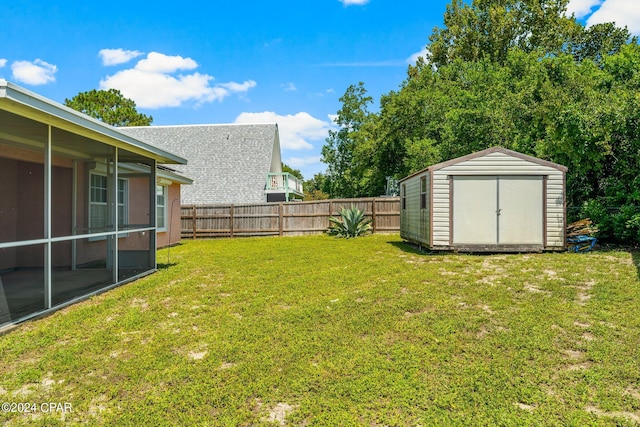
[120,124,282,205]
[0,80,188,165]
[400,146,568,182]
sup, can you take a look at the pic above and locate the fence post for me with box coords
[279,202,284,236]
[192,205,197,239]
[371,198,377,233]
[328,200,333,229]
[229,204,234,238]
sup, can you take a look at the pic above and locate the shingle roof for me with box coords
[120,124,281,205]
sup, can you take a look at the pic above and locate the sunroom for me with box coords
[0,81,188,328]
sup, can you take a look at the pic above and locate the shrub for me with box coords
[327,205,372,238]
[580,198,640,244]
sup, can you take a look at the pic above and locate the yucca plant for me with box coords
[327,205,372,238]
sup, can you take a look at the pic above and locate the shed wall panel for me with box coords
[400,173,429,245]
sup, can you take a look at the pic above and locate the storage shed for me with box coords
[399,147,567,252]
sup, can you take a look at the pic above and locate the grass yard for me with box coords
[1,234,639,426]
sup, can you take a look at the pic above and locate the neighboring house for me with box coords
[400,147,567,252]
[0,80,191,328]
[120,124,304,205]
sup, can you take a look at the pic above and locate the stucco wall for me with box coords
[157,183,182,248]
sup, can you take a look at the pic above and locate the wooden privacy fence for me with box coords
[181,197,400,239]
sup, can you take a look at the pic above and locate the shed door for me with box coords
[452,176,543,245]
[452,177,498,245]
[498,176,543,244]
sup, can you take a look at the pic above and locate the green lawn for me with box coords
[1,235,639,426]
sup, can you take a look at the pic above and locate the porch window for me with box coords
[157,185,167,231]
[89,173,128,231]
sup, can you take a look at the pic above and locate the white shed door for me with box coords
[452,176,498,245]
[453,176,543,245]
[498,176,543,244]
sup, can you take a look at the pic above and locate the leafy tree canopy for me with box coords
[282,163,304,180]
[320,0,640,243]
[303,173,331,200]
[64,88,153,127]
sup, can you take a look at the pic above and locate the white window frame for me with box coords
[156,185,168,232]
[89,172,129,238]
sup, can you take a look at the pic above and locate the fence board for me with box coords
[181,197,399,239]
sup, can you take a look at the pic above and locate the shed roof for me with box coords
[0,80,188,165]
[400,146,567,182]
[120,124,281,205]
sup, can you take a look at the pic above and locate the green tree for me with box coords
[321,82,375,198]
[64,89,153,127]
[572,22,633,64]
[427,0,581,68]
[282,163,303,180]
[303,173,331,200]
[334,0,639,242]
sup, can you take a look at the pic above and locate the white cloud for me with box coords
[219,80,257,92]
[99,51,256,108]
[0,59,7,68]
[11,59,57,85]
[134,52,197,73]
[235,111,335,150]
[566,0,604,19]
[407,46,429,64]
[584,0,640,35]
[284,155,323,168]
[99,48,144,66]
[339,0,369,5]
[281,82,297,92]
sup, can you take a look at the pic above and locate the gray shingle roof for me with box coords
[120,124,282,205]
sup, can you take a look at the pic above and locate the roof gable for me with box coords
[430,147,567,172]
[120,124,280,205]
[401,146,567,182]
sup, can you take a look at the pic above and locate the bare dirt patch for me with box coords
[130,298,149,311]
[581,332,596,342]
[625,387,640,401]
[586,405,640,424]
[524,283,552,295]
[261,402,298,425]
[476,325,490,338]
[563,349,585,360]
[566,361,593,371]
[515,402,536,411]
[188,350,208,360]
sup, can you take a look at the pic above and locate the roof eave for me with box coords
[399,146,568,182]
[0,80,188,165]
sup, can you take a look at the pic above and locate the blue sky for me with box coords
[1,0,638,180]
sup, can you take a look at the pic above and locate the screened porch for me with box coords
[0,81,187,328]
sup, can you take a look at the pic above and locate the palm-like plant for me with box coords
[327,205,372,238]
